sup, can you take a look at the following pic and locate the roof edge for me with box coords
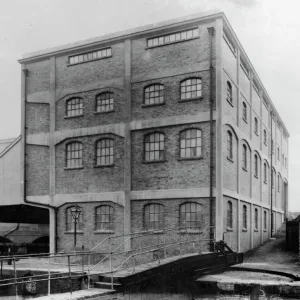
[19,9,222,63]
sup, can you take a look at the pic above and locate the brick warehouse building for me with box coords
[18,10,289,254]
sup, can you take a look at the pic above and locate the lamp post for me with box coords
[71,205,82,251]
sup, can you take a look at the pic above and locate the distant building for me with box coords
[0,137,49,253]
[19,10,289,253]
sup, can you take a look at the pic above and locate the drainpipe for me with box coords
[208,27,215,247]
[22,68,57,252]
[270,110,273,238]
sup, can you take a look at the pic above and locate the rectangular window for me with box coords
[223,31,236,54]
[147,28,199,48]
[69,47,112,65]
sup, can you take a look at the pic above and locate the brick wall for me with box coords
[55,134,124,194]
[26,145,50,196]
[131,122,215,191]
[131,70,214,121]
[26,103,50,134]
[55,87,125,131]
[55,43,125,91]
[131,24,211,76]
[57,201,124,252]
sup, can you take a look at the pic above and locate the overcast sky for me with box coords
[0,0,299,210]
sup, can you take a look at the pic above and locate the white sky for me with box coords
[0,0,299,211]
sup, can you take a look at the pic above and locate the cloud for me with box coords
[227,0,258,7]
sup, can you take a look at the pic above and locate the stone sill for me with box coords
[64,231,84,235]
[141,102,165,108]
[242,228,248,232]
[226,228,233,232]
[263,229,268,232]
[64,166,84,170]
[94,110,115,115]
[178,156,203,161]
[178,96,203,103]
[254,175,259,179]
[254,229,259,232]
[243,118,248,124]
[143,159,166,164]
[93,164,115,168]
[94,230,114,234]
[227,99,234,107]
[227,157,234,163]
[255,131,259,136]
[242,167,248,172]
[64,114,84,119]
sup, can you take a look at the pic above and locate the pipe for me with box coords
[270,111,273,237]
[22,68,57,251]
[208,27,215,247]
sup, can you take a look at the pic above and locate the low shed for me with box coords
[286,215,300,252]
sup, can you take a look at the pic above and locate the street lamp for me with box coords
[70,205,82,251]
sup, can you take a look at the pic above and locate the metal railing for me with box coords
[0,226,215,297]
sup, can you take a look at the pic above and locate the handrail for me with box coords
[90,225,215,252]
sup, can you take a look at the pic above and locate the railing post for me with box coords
[87,253,91,289]
[13,257,17,298]
[109,237,113,290]
[48,256,51,296]
[68,255,72,295]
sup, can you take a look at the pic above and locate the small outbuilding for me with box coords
[286,215,300,252]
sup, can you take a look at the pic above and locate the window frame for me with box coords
[144,203,165,231]
[242,205,247,230]
[65,97,83,118]
[254,208,258,231]
[95,205,114,232]
[263,129,267,145]
[227,201,233,229]
[143,84,165,106]
[180,78,202,101]
[264,162,267,184]
[278,174,280,192]
[226,81,233,105]
[242,144,247,170]
[95,92,114,113]
[144,132,165,162]
[227,131,233,161]
[65,141,83,169]
[254,154,258,178]
[179,202,202,231]
[179,128,202,160]
[264,211,267,231]
[254,117,259,135]
[95,138,114,166]
[242,102,247,122]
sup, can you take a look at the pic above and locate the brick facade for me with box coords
[20,12,289,253]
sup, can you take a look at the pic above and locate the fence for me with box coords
[0,226,216,297]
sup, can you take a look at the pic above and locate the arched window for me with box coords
[254,118,258,135]
[66,206,83,231]
[180,129,202,158]
[227,201,233,229]
[180,202,201,229]
[242,102,247,121]
[66,142,83,168]
[263,129,267,145]
[144,133,165,161]
[226,81,233,104]
[227,131,233,160]
[277,147,280,160]
[264,162,267,183]
[271,140,274,153]
[254,208,258,230]
[96,92,114,112]
[180,78,202,100]
[96,139,114,165]
[272,170,276,189]
[254,154,258,178]
[95,205,114,231]
[144,204,164,230]
[243,205,247,229]
[264,211,267,230]
[144,84,164,105]
[242,144,247,170]
[66,98,83,117]
[278,174,280,192]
